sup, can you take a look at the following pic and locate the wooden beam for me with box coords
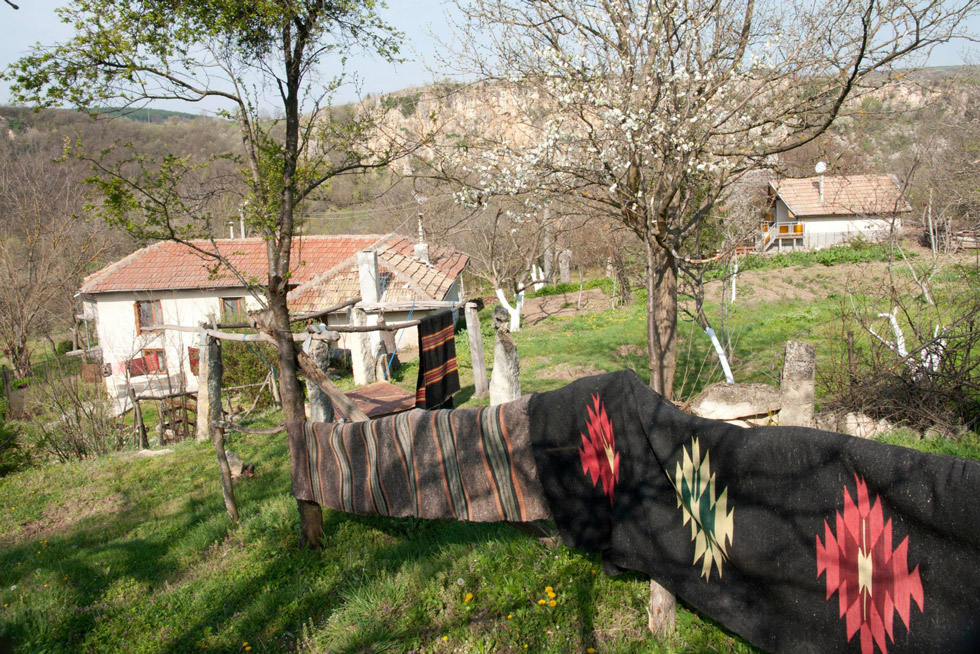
[357,300,462,312]
[324,320,420,333]
[290,295,361,324]
[295,348,370,422]
[144,324,340,343]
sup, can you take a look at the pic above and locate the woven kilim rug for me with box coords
[294,370,980,653]
[414,309,460,409]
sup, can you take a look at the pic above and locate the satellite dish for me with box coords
[814,161,828,175]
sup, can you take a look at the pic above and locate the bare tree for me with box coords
[433,0,977,399]
[0,134,109,376]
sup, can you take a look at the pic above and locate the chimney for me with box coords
[228,221,235,239]
[414,209,431,265]
[815,161,827,203]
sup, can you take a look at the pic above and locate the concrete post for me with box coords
[306,339,334,423]
[780,340,816,427]
[464,302,489,398]
[489,305,521,406]
[195,335,222,443]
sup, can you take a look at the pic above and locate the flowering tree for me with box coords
[441,0,977,399]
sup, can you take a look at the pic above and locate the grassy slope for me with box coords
[2,264,978,653]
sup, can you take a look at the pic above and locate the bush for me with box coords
[56,339,74,356]
[0,418,30,476]
[220,339,280,410]
[20,375,128,462]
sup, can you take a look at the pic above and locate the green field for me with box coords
[2,254,978,652]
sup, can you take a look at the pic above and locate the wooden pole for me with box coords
[464,302,489,398]
[203,336,238,522]
[295,348,370,422]
[213,423,240,523]
[129,386,149,449]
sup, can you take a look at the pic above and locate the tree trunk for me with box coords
[645,239,677,400]
[270,287,325,549]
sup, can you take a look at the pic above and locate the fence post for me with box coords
[464,302,489,398]
[780,341,816,428]
[306,339,335,423]
[129,387,149,449]
[1,366,10,416]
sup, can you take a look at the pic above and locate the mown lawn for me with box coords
[2,270,978,653]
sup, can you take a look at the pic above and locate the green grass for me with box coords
[3,263,979,652]
[0,410,757,653]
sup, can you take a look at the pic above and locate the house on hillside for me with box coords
[77,234,469,402]
[761,174,911,252]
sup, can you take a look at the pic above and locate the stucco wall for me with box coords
[91,288,264,399]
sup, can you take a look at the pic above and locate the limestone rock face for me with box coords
[688,383,781,422]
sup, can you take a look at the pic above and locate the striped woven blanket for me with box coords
[414,309,460,409]
[294,395,548,522]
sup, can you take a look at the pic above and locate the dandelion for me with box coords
[537,599,546,605]
[588,649,596,653]
[507,614,513,619]
[456,577,465,587]
[548,600,557,607]
[442,635,449,642]
[464,592,473,603]
[547,591,556,599]
[545,586,553,593]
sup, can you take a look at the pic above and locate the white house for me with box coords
[762,174,911,252]
[77,234,469,403]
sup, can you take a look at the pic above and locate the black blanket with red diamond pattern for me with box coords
[526,370,980,654]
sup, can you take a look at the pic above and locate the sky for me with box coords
[1,0,978,114]
[0,0,462,112]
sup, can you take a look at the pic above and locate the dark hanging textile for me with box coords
[292,396,549,523]
[526,370,980,654]
[414,309,460,409]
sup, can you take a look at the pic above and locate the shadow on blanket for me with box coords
[292,370,980,654]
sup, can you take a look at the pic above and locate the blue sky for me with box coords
[1,0,977,113]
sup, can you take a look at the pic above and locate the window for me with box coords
[221,297,247,322]
[135,300,163,333]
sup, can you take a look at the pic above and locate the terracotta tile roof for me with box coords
[772,174,912,218]
[287,235,470,312]
[80,235,388,294]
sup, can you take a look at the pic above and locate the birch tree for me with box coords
[439,0,977,399]
[5,0,422,546]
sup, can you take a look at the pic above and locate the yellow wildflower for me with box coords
[537,599,546,605]
[545,586,553,593]
[548,600,557,607]
[588,649,596,653]
[547,591,556,599]
[464,592,473,603]
[507,614,513,619]
[442,636,449,642]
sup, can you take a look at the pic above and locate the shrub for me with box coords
[220,339,280,410]
[20,375,128,462]
[0,418,30,476]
